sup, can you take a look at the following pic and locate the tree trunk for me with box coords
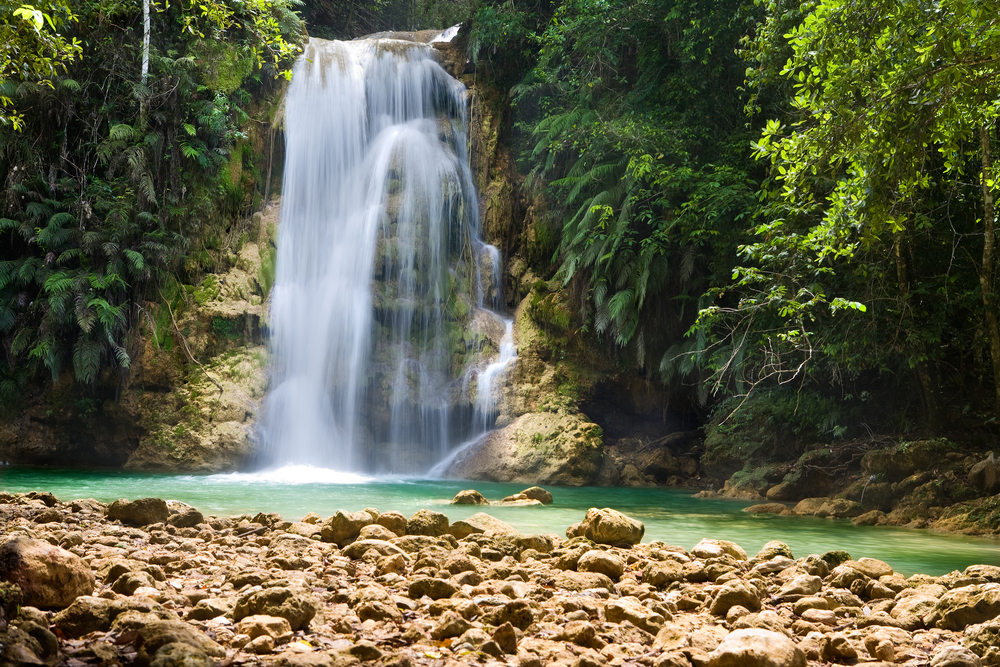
[981,124,1000,419]
[141,0,150,84]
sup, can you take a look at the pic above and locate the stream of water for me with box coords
[2,466,996,577]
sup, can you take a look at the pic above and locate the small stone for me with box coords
[358,524,397,541]
[778,575,822,598]
[407,578,457,600]
[873,639,895,662]
[375,553,406,577]
[706,628,806,667]
[246,635,275,655]
[348,640,382,661]
[726,606,751,624]
[800,608,836,625]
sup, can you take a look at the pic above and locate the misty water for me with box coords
[2,466,997,577]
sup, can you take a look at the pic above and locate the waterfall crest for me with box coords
[259,36,514,474]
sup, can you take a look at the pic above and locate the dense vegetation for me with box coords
[1,0,996,440]
[0,0,302,403]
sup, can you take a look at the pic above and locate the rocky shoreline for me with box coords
[2,491,1000,667]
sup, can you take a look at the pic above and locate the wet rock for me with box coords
[406,509,449,536]
[233,586,317,631]
[743,503,788,515]
[107,498,170,526]
[320,510,374,545]
[706,628,806,667]
[0,536,94,609]
[452,490,489,505]
[791,497,829,515]
[579,508,644,545]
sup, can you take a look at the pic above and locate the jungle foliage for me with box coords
[0,0,303,404]
[469,0,999,428]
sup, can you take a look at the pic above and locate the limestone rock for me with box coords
[406,509,450,536]
[605,597,666,634]
[342,539,408,560]
[442,411,603,486]
[357,524,397,541]
[706,629,806,667]
[577,550,625,580]
[692,539,747,561]
[166,508,204,528]
[320,510,374,545]
[134,620,225,666]
[743,503,788,515]
[969,454,1000,495]
[579,508,644,545]
[233,587,317,631]
[376,511,408,536]
[926,585,1000,630]
[452,490,489,505]
[52,596,116,636]
[447,512,517,539]
[931,644,983,667]
[519,487,553,504]
[107,498,170,526]
[709,580,762,616]
[552,571,616,592]
[0,536,94,609]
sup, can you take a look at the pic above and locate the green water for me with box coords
[1,465,996,577]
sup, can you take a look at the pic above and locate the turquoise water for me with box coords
[1,465,997,577]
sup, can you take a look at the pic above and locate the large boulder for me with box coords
[134,620,225,666]
[107,498,170,526]
[706,629,806,667]
[969,453,1000,495]
[926,585,1000,630]
[233,587,317,631]
[441,411,603,486]
[451,490,489,505]
[861,440,954,483]
[0,536,94,609]
[579,508,644,545]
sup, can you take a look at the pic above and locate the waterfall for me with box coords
[258,35,514,475]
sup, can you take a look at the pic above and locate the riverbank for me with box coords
[2,493,1000,667]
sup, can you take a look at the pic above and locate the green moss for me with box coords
[192,276,221,305]
[211,316,242,341]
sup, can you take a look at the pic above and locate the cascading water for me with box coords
[258,34,515,475]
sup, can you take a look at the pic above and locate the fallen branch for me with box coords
[158,289,224,396]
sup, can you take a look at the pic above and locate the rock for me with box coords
[443,411,604,486]
[492,622,518,654]
[107,498,170,526]
[552,571,616,592]
[605,597,666,634]
[755,541,794,561]
[247,635,275,655]
[452,490,489,505]
[357,524,397,541]
[557,620,604,649]
[447,512,517,539]
[743,503,788,514]
[519,487,553,504]
[642,561,684,588]
[376,510,408,536]
[926,585,1000,630]
[963,617,1000,661]
[969,453,1000,495]
[187,598,232,620]
[406,509,450,536]
[320,510,373,545]
[853,510,886,526]
[357,600,402,624]
[692,539,747,561]
[0,536,94,609]
[166,508,204,528]
[815,498,863,518]
[791,498,829,515]
[709,580,762,616]
[778,575,822,598]
[342,539,409,560]
[233,587,317,631]
[430,611,472,639]
[134,620,225,666]
[516,534,554,553]
[705,629,806,667]
[579,508,644,545]
[52,596,116,636]
[348,640,382,661]
[931,644,983,667]
[274,653,334,667]
[148,642,215,667]
[407,578,458,600]
[845,557,893,579]
[577,550,625,580]
[238,615,292,639]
